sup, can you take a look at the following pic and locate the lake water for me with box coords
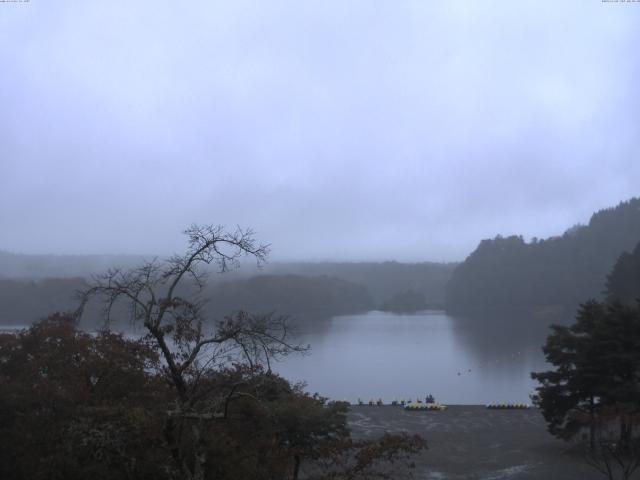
[274,310,555,405]
[4,309,560,405]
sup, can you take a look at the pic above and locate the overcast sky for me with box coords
[1,1,638,262]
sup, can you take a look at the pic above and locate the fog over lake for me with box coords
[275,310,553,405]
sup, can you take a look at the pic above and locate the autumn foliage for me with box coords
[0,314,424,480]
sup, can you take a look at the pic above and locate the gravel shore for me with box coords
[347,405,604,480]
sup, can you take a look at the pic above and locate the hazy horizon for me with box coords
[2,1,639,262]
[0,194,633,263]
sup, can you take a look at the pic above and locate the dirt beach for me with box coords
[347,405,605,480]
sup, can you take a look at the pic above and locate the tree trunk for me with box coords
[589,395,596,451]
[619,416,631,450]
[192,423,207,480]
[292,454,301,480]
[163,416,193,480]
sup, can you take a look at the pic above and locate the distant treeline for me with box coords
[266,261,456,307]
[207,274,373,320]
[6,197,638,321]
[0,256,457,325]
[0,275,374,327]
[0,277,88,326]
[0,254,456,309]
[446,198,640,312]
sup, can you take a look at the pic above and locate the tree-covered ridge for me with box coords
[446,198,640,311]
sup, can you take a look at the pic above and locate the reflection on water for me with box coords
[275,310,564,405]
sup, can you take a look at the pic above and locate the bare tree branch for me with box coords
[74,224,305,480]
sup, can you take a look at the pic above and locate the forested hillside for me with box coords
[446,198,640,311]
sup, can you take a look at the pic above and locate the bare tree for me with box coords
[583,439,640,480]
[75,224,308,480]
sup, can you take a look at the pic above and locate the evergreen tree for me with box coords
[606,241,640,305]
[532,300,640,449]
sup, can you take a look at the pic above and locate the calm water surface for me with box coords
[274,310,553,405]
[5,310,556,405]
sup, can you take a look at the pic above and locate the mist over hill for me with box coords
[0,250,456,326]
[3,197,639,324]
[0,261,454,327]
